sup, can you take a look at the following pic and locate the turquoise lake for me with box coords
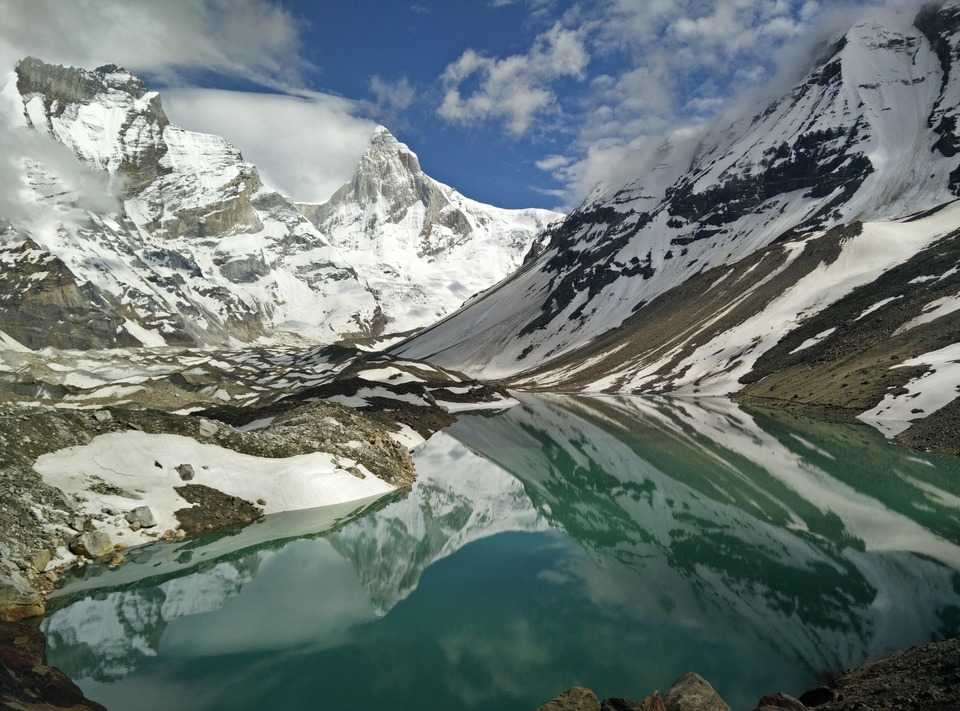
[42,395,960,710]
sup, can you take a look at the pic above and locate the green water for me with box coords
[43,396,960,710]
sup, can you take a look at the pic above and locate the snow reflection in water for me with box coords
[43,395,960,711]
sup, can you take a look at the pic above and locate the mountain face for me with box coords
[0,60,556,350]
[1,57,382,349]
[394,3,960,443]
[298,127,560,333]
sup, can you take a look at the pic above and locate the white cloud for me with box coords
[369,75,416,112]
[438,23,589,136]
[163,89,377,204]
[533,0,915,202]
[0,0,378,206]
[535,154,571,171]
[0,0,308,90]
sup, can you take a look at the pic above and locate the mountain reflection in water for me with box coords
[43,395,960,711]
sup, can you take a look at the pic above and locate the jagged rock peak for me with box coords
[16,57,159,112]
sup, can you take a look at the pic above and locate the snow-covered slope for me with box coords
[394,3,960,441]
[0,57,381,348]
[298,127,561,333]
[0,58,558,348]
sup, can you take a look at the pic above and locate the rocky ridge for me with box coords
[299,126,561,332]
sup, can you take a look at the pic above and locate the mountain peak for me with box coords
[16,56,151,103]
[359,124,422,178]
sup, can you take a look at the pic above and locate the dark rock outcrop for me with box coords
[0,620,106,710]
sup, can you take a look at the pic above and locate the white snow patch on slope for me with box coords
[789,328,837,355]
[34,432,395,545]
[894,292,960,334]
[630,203,960,395]
[859,342,960,436]
[122,319,167,348]
[0,329,30,352]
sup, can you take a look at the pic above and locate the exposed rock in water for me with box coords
[538,687,601,711]
[173,484,262,536]
[0,620,106,710]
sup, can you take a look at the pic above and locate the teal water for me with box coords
[43,396,960,710]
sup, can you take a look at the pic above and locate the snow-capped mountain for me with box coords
[394,3,960,444]
[0,57,381,349]
[0,58,557,350]
[298,127,561,333]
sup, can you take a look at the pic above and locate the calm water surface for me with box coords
[43,395,960,710]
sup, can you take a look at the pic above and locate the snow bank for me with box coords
[34,431,395,546]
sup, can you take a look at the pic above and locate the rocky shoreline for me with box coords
[536,637,960,711]
[0,401,419,625]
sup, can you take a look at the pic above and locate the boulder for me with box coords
[755,693,808,711]
[603,693,666,711]
[197,419,218,438]
[125,505,157,528]
[754,693,808,711]
[665,673,730,711]
[69,530,113,559]
[0,619,107,709]
[175,463,195,481]
[0,569,44,622]
[538,687,602,711]
[92,410,112,422]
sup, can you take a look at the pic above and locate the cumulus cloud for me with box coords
[163,89,377,203]
[369,75,416,112]
[438,23,589,136]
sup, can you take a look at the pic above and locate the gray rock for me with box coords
[665,673,730,711]
[754,693,807,711]
[539,688,601,711]
[92,410,112,422]
[197,419,218,438]
[0,568,44,621]
[125,505,156,528]
[175,463,195,481]
[797,688,833,707]
[69,530,113,559]
[218,254,270,283]
[603,695,665,711]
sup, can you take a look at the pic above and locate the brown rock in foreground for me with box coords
[0,620,106,709]
[804,638,960,711]
[602,692,666,711]
[0,570,45,623]
[754,692,808,710]
[664,673,731,711]
[538,687,601,711]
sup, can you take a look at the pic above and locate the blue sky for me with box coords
[2,0,907,210]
